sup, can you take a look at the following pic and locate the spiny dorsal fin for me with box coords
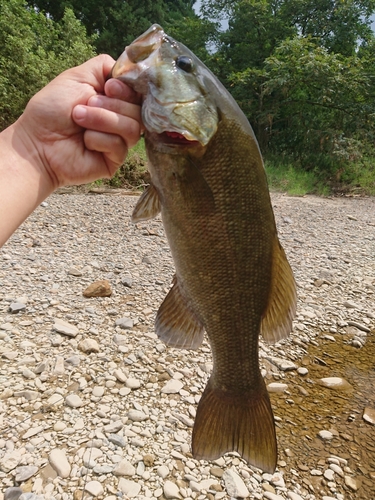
[261,237,297,343]
[132,184,161,222]
[192,377,277,473]
[156,277,205,349]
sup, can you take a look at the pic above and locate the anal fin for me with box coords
[261,237,297,343]
[192,377,277,473]
[156,277,205,349]
[132,183,161,222]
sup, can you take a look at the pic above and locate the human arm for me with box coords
[0,54,142,247]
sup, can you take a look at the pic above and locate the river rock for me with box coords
[113,459,136,476]
[49,448,71,478]
[85,480,104,497]
[78,338,99,353]
[118,479,141,497]
[318,377,353,391]
[53,318,79,337]
[83,280,112,297]
[363,407,375,425]
[223,468,249,498]
[163,480,181,499]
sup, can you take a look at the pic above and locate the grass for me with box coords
[264,160,330,196]
[94,138,375,197]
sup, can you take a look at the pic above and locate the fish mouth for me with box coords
[159,131,200,146]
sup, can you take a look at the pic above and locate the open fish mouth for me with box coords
[161,131,200,146]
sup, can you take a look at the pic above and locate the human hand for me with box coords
[15,54,142,189]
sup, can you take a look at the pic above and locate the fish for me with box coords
[110,24,297,473]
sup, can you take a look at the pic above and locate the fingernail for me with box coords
[88,95,104,107]
[73,105,87,120]
[106,79,126,97]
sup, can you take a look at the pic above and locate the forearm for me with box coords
[0,122,54,247]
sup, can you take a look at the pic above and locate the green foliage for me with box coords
[0,0,95,130]
[26,0,202,58]
[200,0,375,187]
[106,139,149,189]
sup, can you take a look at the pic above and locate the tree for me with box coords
[25,0,202,57]
[0,0,95,130]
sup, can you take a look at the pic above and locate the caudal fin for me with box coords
[192,378,277,473]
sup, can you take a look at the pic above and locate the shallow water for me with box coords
[269,329,375,498]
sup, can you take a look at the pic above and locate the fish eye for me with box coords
[176,56,193,73]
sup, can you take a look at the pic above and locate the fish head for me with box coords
[111,24,218,148]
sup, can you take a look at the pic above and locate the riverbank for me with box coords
[0,192,374,499]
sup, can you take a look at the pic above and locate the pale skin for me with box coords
[0,54,142,247]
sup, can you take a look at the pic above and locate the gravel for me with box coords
[0,191,374,500]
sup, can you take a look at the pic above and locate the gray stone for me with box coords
[93,464,114,474]
[53,318,79,337]
[121,275,133,287]
[223,468,249,498]
[115,317,134,329]
[9,302,26,314]
[14,465,38,482]
[108,434,126,447]
[104,420,123,433]
[4,487,23,500]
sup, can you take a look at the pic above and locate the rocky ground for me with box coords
[0,192,374,500]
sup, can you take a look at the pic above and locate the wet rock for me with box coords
[83,280,112,297]
[267,382,288,393]
[318,430,333,440]
[363,407,375,425]
[318,377,353,391]
[344,475,359,491]
[266,356,297,371]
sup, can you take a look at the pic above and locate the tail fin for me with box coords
[192,378,277,473]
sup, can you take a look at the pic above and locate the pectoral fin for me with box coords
[156,277,205,349]
[131,184,161,222]
[261,237,297,343]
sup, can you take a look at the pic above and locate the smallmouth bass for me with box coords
[111,25,297,473]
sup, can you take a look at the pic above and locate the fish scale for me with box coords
[110,24,297,473]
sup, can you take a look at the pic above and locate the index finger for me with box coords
[105,79,142,105]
